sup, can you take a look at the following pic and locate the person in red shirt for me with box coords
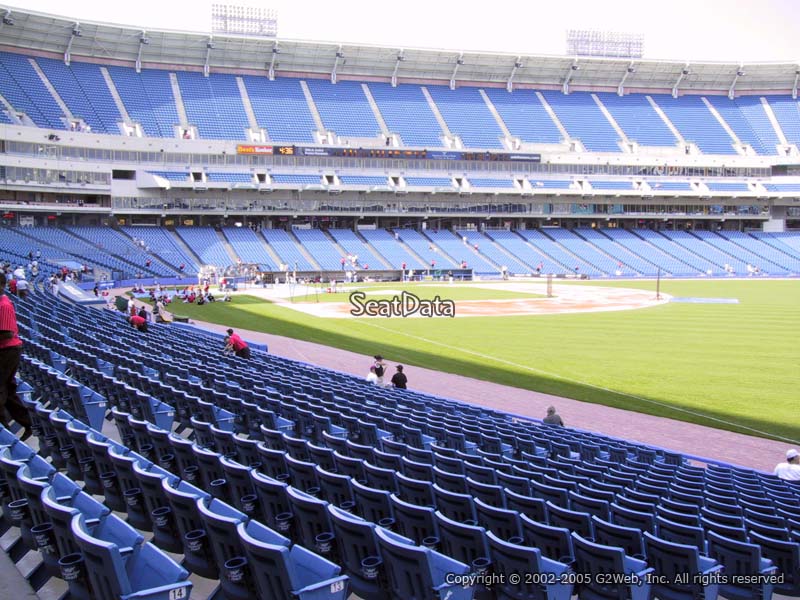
[0,273,32,439]
[129,315,148,332]
[225,328,250,359]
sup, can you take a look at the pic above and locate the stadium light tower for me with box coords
[211,3,277,37]
[566,29,643,59]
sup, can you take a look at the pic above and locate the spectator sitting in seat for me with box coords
[543,406,564,426]
[774,449,800,481]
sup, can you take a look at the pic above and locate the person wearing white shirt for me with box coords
[774,449,800,481]
[366,366,379,385]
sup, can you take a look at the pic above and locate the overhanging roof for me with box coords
[0,5,798,94]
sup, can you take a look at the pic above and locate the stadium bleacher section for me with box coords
[358,229,427,270]
[483,88,563,145]
[108,66,180,138]
[540,91,622,152]
[327,229,386,270]
[120,226,201,275]
[425,85,505,149]
[222,227,277,270]
[705,96,780,156]
[650,94,738,155]
[176,72,250,141]
[261,229,316,271]
[596,92,678,148]
[1,225,798,280]
[291,228,345,271]
[368,82,443,147]
[175,227,235,268]
[304,79,382,139]
[36,58,121,135]
[242,76,317,143]
[0,51,65,129]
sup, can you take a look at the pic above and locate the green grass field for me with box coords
[163,279,800,442]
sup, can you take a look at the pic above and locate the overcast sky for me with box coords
[12,0,800,62]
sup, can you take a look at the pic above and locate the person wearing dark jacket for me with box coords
[390,365,408,389]
[543,406,564,426]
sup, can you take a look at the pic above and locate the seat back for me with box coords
[487,530,571,600]
[643,531,716,599]
[286,487,333,551]
[592,516,645,559]
[434,510,490,568]
[546,501,594,539]
[504,489,548,523]
[250,469,291,532]
[432,484,476,524]
[474,497,522,542]
[520,514,573,563]
[374,526,470,600]
[389,495,438,546]
[571,532,632,600]
[351,479,394,525]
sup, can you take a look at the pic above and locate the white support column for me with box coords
[728,66,744,100]
[506,57,522,93]
[450,53,463,91]
[391,49,405,88]
[672,64,690,98]
[331,46,343,84]
[268,43,279,81]
[64,23,81,66]
[136,32,149,74]
[617,62,635,96]
[563,61,579,95]
[203,38,214,78]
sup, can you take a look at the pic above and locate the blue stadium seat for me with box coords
[706,531,778,600]
[196,496,289,599]
[520,514,574,564]
[374,525,475,600]
[643,532,723,600]
[389,494,439,547]
[71,512,192,600]
[571,532,653,600]
[486,530,574,600]
[591,516,645,560]
[327,504,412,600]
[747,530,800,596]
[238,519,349,600]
